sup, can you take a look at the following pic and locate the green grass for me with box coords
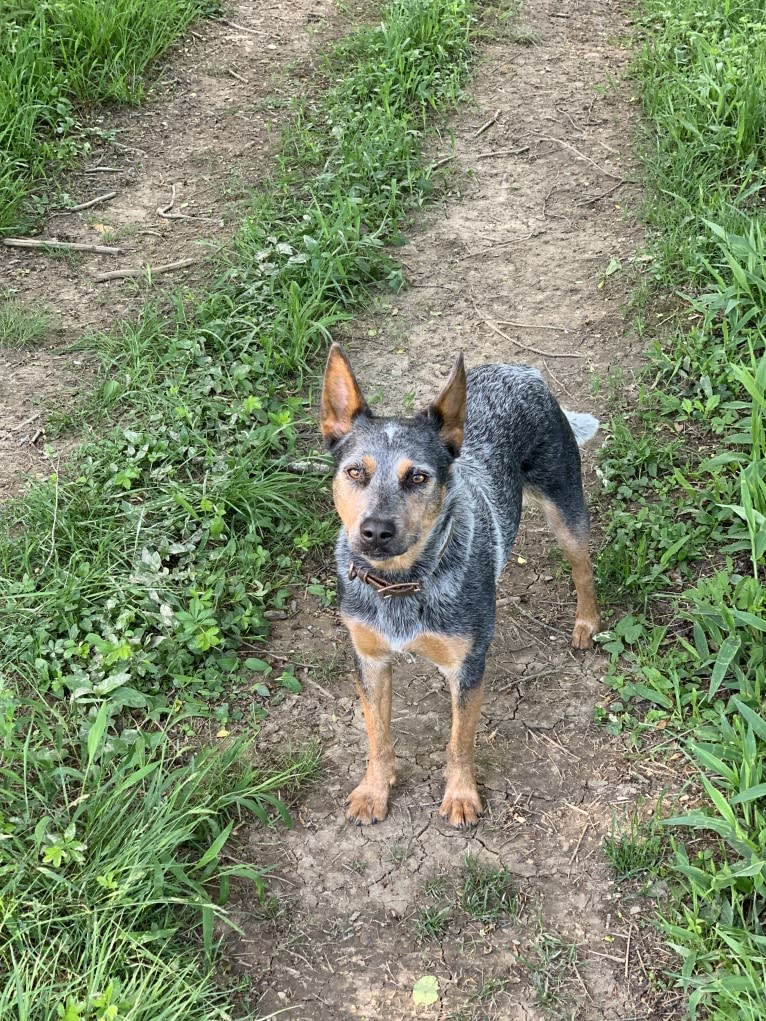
[0,690,320,1020]
[0,296,51,348]
[0,0,478,1017]
[596,1,766,1016]
[458,855,519,922]
[0,0,216,232]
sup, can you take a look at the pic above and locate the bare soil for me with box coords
[2,0,674,1018]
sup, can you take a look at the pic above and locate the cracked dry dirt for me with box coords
[1,0,670,1018]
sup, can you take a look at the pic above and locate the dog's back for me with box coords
[457,364,598,572]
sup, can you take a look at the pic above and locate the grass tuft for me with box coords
[0,0,216,232]
[459,855,519,922]
[0,296,51,348]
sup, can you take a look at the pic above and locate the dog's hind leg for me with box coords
[539,496,600,649]
[522,411,601,649]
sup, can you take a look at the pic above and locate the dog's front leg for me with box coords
[441,672,485,828]
[430,642,487,829]
[343,617,396,824]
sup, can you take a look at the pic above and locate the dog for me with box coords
[320,343,601,828]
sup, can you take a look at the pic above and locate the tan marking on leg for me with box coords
[404,632,473,671]
[342,617,395,824]
[440,679,484,828]
[540,499,601,649]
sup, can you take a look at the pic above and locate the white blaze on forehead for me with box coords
[384,423,400,443]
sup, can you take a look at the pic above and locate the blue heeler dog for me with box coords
[320,343,601,828]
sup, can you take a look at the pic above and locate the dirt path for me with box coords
[240,3,664,1019]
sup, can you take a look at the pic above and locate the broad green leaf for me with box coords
[708,635,741,700]
[731,783,766,806]
[733,698,766,741]
[412,975,439,1006]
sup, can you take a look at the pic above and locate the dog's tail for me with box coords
[564,410,599,446]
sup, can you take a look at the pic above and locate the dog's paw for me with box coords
[345,782,390,826]
[571,617,600,650]
[439,787,482,829]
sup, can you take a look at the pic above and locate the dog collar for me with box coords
[347,520,455,599]
[347,563,421,598]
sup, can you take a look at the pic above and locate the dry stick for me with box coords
[10,410,41,432]
[459,230,538,259]
[567,821,590,866]
[473,109,501,138]
[432,154,456,169]
[65,191,117,213]
[93,258,196,282]
[218,17,265,35]
[476,145,530,160]
[537,135,623,180]
[575,179,629,207]
[2,238,120,255]
[624,924,633,980]
[83,166,121,173]
[228,68,248,83]
[157,183,190,220]
[482,318,585,359]
[495,318,569,332]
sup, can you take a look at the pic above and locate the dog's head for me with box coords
[320,343,466,570]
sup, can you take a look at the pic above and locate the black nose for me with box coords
[360,517,397,550]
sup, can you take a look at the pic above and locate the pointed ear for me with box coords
[320,343,369,446]
[424,353,466,456]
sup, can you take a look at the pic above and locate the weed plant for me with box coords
[0,0,476,1017]
[598,0,766,1015]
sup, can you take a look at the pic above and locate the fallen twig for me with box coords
[10,411,42,433]
[93,258,196,282]
[432,154,456,169]
[287,458,332,474]
[65,191,117,212]
[476,146,530,160]
[481,318,585,359]
[625,924,633,980]
[218,17,265,35]
[2,237,120,255]
[575,179,630,207]
[157,183,191,220]
[537,135,623,180]
[472,109,501,138]
[83,166,121,173]
[495,319,569,332]
[459,231,539,259]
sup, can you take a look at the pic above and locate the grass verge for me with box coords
[0,0,215,232]
[0,0,476,1017]
[597,1,766,1016]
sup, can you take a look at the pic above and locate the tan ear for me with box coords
[425,353,466,456]
[320,343,369,445]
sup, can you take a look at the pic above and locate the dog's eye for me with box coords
[345,465,365,481]
[410,471,429,486]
